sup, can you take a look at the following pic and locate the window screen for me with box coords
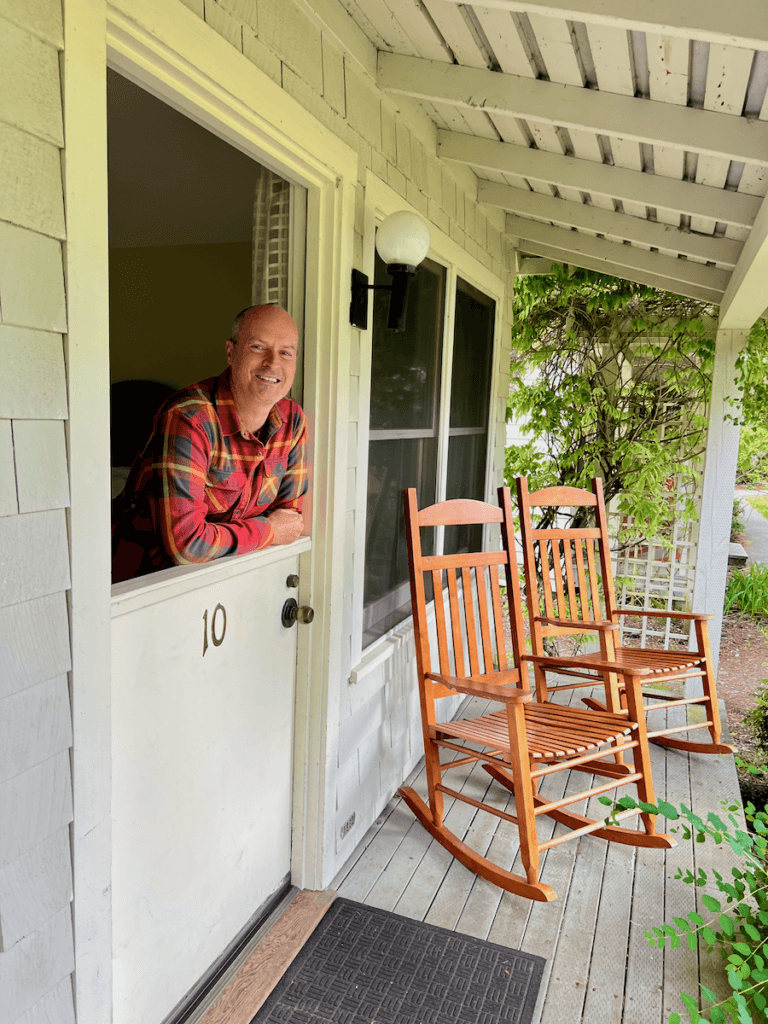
[363,255,495,648]
[444,277,496,555]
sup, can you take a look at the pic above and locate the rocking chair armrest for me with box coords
[425,672,533,704]
[616,609,715,621]
[534,616,620,632]
[521,653,652,678]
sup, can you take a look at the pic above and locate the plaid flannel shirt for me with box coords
[112,369,308,582]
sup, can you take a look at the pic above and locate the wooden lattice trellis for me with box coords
[610,485,701,650]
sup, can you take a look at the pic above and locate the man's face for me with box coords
[226,308,298,409]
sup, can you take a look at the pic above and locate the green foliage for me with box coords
[736,425,768,488]
[599,786,768,1023]
[731,499,745,542]
[733,320,768,431]
[745,680,768,758]
[507,267,715,540]
[750,495,768,520]
[724,564,768,618]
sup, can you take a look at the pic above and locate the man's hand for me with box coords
[268,509,304,545]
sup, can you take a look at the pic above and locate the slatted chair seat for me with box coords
[434,704,632,761]
[399,486,675,904]
[569,647,703,675]
[515,476,734,756]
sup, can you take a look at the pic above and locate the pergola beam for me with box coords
[719,191,768,329]
[507,218,728,297]
[439,132,760,229]
[481,184,742,266]
[379,54,768,166]
[440,0,768,54]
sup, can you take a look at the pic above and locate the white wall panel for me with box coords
[0,327,67,420]
[0,908,73,1024]
[0,124,65,239]
[0,223,66,333]
[0,829,72,952]
[0,17,63,146]
[0,677,72,786]
[13,421,70,513]
[0,420,18,516]
[0,511,70,608]
[0,753,73,870]
[0,0,63,47]
[0,595,71,699]
[12,978,75,1024]
[258,0,323,92]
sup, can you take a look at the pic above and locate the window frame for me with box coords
[350,173,505,664]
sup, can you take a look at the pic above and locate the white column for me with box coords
[690,327,748,677]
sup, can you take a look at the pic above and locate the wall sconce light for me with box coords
[350,210,431,332]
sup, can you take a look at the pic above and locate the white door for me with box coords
[110,543,309,1024]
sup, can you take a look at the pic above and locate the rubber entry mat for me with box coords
[251,897,545,1024]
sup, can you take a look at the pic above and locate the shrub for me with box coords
[737,424,768,487]
[745,679,768,757]
[731,499,744,542]
[724,563,768,618]
[602,788,768,1023]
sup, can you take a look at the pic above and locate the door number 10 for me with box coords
[202,603,227,657]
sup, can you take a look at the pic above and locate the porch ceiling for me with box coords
[340,0,768,327]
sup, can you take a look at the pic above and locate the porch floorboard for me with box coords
[332,690,742,1024]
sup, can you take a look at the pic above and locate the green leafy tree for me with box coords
[733,319,768,486]
[506,267,717,540]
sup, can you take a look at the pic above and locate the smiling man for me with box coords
[112,305,308,582]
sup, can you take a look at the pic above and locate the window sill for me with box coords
[111,536,312,617]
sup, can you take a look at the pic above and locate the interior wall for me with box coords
[109,240,252,387]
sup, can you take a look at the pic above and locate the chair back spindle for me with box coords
[403,491,526,719]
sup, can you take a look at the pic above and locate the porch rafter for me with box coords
[379,53,768,166]
[438,0,768,53]
[439,133,761,229]
[506,217,730,293]
[482,186,742,267]
[504,240,724,304]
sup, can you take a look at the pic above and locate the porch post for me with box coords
[689,327,748,677]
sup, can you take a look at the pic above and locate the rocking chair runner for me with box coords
[399,486,675,903]
[515,476,733,756]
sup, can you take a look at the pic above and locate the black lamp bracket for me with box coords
[350,265,417,332]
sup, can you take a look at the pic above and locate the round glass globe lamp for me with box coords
[375,211,431,269]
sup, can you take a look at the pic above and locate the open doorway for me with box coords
[107,67,303,518]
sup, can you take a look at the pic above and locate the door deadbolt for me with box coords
[281,598,314,628]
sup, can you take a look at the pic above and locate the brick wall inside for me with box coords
[0,2,77,1023]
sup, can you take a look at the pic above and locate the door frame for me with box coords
[63,1,357,1019]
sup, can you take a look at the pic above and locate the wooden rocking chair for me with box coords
[399,486,675,903]
[515,476,733,756]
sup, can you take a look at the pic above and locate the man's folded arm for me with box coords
[147,408,277,565]
[268,406,308,515]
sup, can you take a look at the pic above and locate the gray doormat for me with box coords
[252,897,545,1024]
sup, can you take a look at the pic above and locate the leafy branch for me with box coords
[599,781,768,1023]
[507,267,717,544]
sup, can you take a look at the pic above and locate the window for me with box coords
[363,253,496,647]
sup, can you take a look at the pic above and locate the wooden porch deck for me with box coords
[332,692,742,1024]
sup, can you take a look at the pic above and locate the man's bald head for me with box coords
[230,304,297,345]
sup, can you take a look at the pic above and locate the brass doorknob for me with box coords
[281,598,315,628]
